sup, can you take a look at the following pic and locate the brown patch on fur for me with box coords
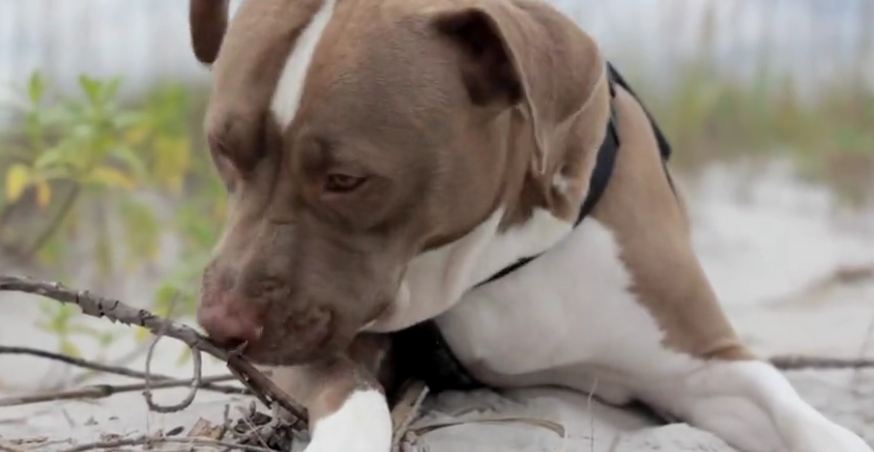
[592,88,754,360]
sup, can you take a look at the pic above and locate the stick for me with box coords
[60,434,276,452]
[0,345,245,394]
[0,275,309,430]
[142,334,203,413]
[0,374,240,407]
[771,355,874,370]
[390,380,429,452]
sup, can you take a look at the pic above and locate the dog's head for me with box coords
[192,0,609,365]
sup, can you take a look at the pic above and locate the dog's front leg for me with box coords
[636,357,870,452]
[267,337,393,452]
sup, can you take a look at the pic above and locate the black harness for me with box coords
[393,63,673,392]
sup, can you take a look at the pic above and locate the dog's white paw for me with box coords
[302,389,392,452]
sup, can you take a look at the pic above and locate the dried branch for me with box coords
[0,345,244,394]
[0,374,240,407]
[770,355,874,370]
[60,434,276,452]
[0,275,308,430]
[390,380,429,452]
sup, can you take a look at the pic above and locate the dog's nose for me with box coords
[197,298,263,347]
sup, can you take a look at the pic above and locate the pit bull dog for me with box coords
[189,0,873,450]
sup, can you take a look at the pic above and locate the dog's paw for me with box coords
[302,389,392,452]
[789,420,872,452]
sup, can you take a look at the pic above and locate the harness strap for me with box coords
[393,63,672,392]
[477,66,621,287]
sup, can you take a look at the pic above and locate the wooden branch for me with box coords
[0,374,240,407]
[0,275,309,430]
[0,345,245,394]
[390,381,429,452]
[60,434,276,452]
[770,355,874,371]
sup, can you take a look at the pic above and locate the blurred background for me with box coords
[0,0,872,438]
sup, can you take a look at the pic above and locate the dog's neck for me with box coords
[366,65,613,333]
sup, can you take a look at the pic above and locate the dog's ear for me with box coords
[433,0,607,174]
[190,0,230,64]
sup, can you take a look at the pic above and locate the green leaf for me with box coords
[105,78,123,100]
[28,72,46,104]
[34,147,69,169]
[35,179,51,207]
[112,112,143,129]
[86,166,136,190]
[152,136,191,192]
[79,75,101,104]
[111,147,148,181]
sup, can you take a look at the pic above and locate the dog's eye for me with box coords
[324,174,366,193]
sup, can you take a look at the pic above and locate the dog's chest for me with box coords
[431,218,672,389]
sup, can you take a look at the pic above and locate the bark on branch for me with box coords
[0,275,309,430]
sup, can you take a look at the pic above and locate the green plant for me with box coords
[0,73,223,355]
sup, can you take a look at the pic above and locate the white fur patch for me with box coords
[303,389,392,452]
[436,218,871,452]
[671,360,872,452]
[365,207,573,332]
[271,0,336,128]
[551,173,573,195]
[438,218,690,377]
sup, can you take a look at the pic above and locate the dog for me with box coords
[189,0,873,450]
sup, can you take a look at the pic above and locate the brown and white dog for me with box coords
[189,0,872,451]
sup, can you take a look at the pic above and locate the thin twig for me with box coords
[0,374,240,407]
[587,377,599,452]
[390,380,429,452]
[219,404,232,440]
[70,341,152,386]
[142,335,202,413]
[60,434,276,452]
[0,275,309,430]
[236,404,273,451]
[0,345,244,394]
[851,306,874,394]
[770,355,874,370]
